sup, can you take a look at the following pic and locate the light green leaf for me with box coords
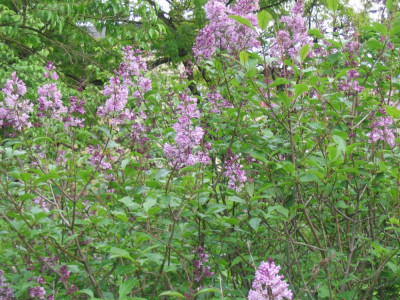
[240,51,249,64]
[294,84,309,97]
[257,10,272,30]
[159,291,185,298]
[228,15,255,30]
[249,217,261,232]
[327,0,339,11]
[299,44,310,62]
[77,289,94,298]
[119,278,138,296]
[194,288,221,296]
[386,106,400,119]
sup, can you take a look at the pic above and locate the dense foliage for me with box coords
[1,0,400,299]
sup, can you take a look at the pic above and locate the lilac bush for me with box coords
[1,0,400,299]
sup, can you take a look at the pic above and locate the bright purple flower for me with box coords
[36,276,46,285]
[248,258,292,300]
[193,0,260,60]
[60,265,70,282]
[0,72,33,131]
[33,197,49,212]
[29,286,46,299]
[270,0,314,63]
[224,148,247,192]
[163,93,210,168]
[0,270,15,299]
[66,284,78,295]
[97,46,150,126]
[193,247,214,283]
[87,145,112,170]
[207,91,233,113]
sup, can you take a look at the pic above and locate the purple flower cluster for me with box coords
[63,96,85,129]
[29,286,46,299]
[97,46,151,126]
[88,145,112,170]
[33,197,49,212]
[248,258,292,300]
[193,0,260,60]
[163,93,210,168]
[224,148,247,192]
[337,70,363,94]
[193,247,214,283]
[37,62,67,120]
[207,91,233,113]
[0,72,33,131]
[59,265,78,295]
[367,115,395,147]
[0,270,14,299]
[270,0,314,62]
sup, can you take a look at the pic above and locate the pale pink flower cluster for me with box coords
[337,70,363,94]
[193,0,260,60]
[248,258,293,300]
[207,90,233,113]
[367,116,396,147]
[0,72,33,130]
[270,0,314,62]
[163,93,210,168]
[37,62,67,119]
[224,148,247,192]
[87,145,112,170]
[97,46,151,126]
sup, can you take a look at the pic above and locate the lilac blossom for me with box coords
[367,115,396,147]
[33,197,49,212]
[270,0,314,62]
[193,247,214,283]
[87,145,112,170]
[0,72,33,131]
[63,96,85,129]
[224,148,247,192]
[337,70,363,94]
[97,46,151,126]
[163,93,210,168]
[248,258,292,300]
[0,270,14,299]
[37,63,67,120]
[29,286,46,300]
[193,0,260,60]
[207,90,233,113]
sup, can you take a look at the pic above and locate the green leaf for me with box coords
[389,24,400,37]
[77,289,94,298]
[109,247,134,261]
[386,106,400,119]
[372,22,387,36]
[386,0,393,11]
[308,28,323,38]
[366,39,383,50]
[327,0,339,11]
[159,291,185,298]
[257,10,272,30]
[228,15,255,30]
[277,91,291,107]
[249,217,261,232]
[194,288,221,296]
[119,278,138,296]
[299,44,310,61]
[239,51,249,64]
[294,84,309,97]
[143,196,157,212]
[269,78,290,87]
[119,196,135,208]
[155,168,170,181]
